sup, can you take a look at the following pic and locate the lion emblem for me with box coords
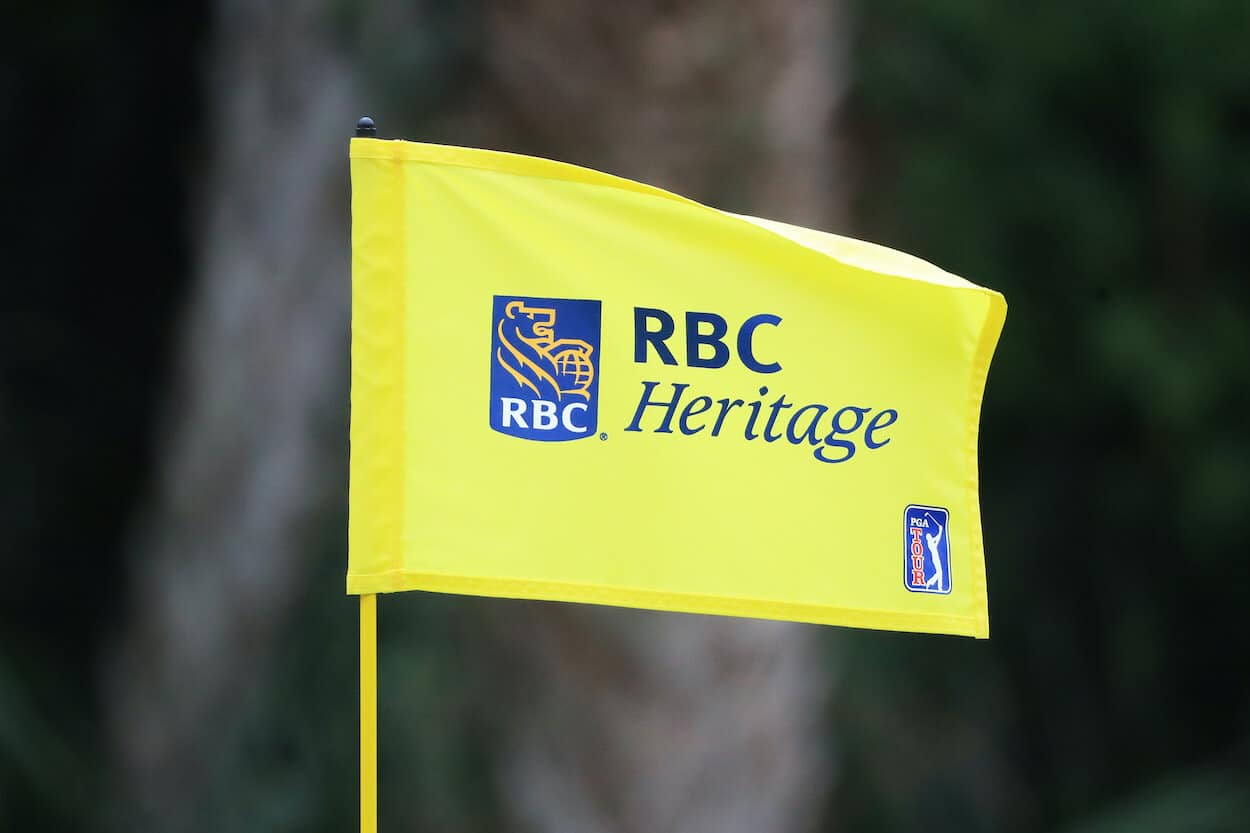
[496,300,596,400]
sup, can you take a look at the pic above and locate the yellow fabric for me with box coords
[348,138,1006,637]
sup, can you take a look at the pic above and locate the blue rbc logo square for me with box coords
[490,295,602,442]
[904,505,951,594]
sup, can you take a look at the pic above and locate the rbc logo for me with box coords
[490,295,602,442]
[904,505,951,594]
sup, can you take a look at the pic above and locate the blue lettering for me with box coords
[685,311,730,369]
[634,308,677,365]
[744,386,768,440]
[864,408,898,449]
[679,395,714,435]
[711,398,745,436]
[816,405,871,463]
[737,313,782,373]
[624,381,688,433]
[763,393,792,442]
[786,403,827,445]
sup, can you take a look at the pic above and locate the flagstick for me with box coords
[354,116,380,833]
[361,593,378,832]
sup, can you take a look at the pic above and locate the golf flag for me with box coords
[348,138,1006,637]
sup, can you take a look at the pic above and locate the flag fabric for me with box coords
[348,138,1006,638]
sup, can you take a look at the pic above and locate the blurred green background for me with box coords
[1,1,1247,831]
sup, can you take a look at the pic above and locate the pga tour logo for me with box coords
[904,505,950,594]
[490,295,602,442]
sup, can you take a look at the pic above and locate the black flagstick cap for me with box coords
[355,116,377,138]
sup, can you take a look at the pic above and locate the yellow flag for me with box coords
[348,139,1006,637]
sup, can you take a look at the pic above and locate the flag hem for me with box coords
[963,292,1008,638]
[345,569,988,638]
[348,150,407,581]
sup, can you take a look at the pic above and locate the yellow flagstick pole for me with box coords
[361,593,378,833]
[354,116,381,833]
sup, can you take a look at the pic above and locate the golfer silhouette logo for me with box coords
[904,505,951,594]
[923,512,945,591]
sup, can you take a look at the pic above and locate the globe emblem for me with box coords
[553,346,595,394]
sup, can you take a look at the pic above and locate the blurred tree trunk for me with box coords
[460,7,847,832]
[106,1,847,831]
[104,2,356,828]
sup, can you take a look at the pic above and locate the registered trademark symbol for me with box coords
[600,432,608,441]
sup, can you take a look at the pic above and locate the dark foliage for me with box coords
[0,2,206,828]
[835,2,1250,830]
